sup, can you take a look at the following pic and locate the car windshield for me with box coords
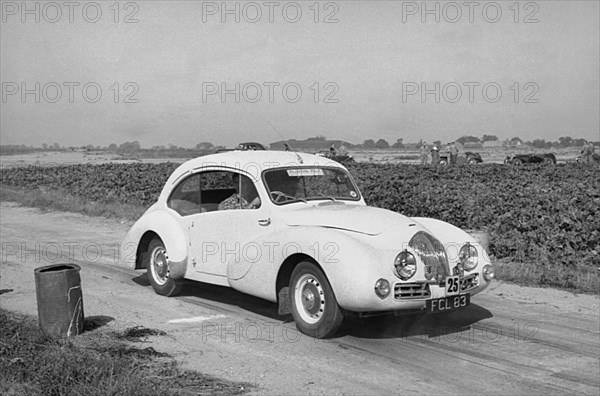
[263,167,361,204]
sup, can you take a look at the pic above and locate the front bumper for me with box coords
[341,272,490,313]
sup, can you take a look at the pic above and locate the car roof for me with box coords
[167,151,347,185]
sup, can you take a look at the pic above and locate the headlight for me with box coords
[483,265,494,281]
[394,251,417,280]
[374,278,391,299]
[459,243,478,271]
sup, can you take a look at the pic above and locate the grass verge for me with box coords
[0,185,145,222]
[0,309,253,396]
[493,259,599,293]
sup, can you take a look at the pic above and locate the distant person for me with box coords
[329,144,337,157]
[430,145,440,166]
[420,142,428,165]
[581,141,595,164]
[589,142,597,158]
[449,142,459,166]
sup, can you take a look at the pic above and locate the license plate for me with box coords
[426,294,470,313]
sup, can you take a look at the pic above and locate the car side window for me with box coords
[168,171,261,215]
[198,171,237,212]
[167,174,201,216]
[217,172,261,211]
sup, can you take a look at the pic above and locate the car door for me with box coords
[186,170,274,283]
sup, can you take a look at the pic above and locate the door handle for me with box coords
[258,218,271,226]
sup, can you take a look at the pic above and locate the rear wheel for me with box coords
[146,238,183,297]
[467,157,478,164]
[290,262,344,339]
[512,158,523,165]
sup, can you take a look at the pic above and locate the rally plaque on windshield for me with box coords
[286,169,324,177]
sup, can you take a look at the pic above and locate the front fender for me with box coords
[120,209,188,279]
[412,217,492,267]
[230,226,388,308]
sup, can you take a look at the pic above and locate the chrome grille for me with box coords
[408,231,449,279]
[394,282,431,299]
[460,274,479,292]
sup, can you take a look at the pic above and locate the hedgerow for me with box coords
[346,163,599,274]
[2,162,598,286]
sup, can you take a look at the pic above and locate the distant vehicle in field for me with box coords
[216,142,266,153]
[315,150,355,164]
[576,153,600,164]
[438,151,483,166]
[238,142,266,151]
[504,153,557,165]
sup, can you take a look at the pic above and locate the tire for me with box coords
[290,262,344,339]
[438,159,448,166]
[543,155,556,165]
[146,238,183,297]
[467,158,478,165]
[512,158,523,165]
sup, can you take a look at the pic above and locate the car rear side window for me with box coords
[167,174,201,216]
[168,171,260,215]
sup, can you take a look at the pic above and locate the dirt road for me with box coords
[1,202,598,395]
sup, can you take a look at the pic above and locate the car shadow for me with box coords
[178,280,285,321]
[337,304,493,340]
[132,274,150,287]
[134,275,493,340]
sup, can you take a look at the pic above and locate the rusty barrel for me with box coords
[34,264,84,337]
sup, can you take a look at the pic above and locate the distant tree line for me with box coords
[1,135,596,155]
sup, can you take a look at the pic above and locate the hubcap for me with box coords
[294,274,325,324]
[151,247,169,285]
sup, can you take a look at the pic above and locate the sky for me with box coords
[1,0,599,148]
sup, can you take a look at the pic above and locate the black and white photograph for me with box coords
[1,1,598,394]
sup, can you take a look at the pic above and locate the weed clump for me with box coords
[0,310,253,396]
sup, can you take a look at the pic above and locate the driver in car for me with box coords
[219,173,261,210]
[280,176,303,197]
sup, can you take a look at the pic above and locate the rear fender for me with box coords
[120,210,188,279]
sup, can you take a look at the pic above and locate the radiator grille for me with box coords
[460,274,479,292]
[408,232,449,280]
[394,282,431,299]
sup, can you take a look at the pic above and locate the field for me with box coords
[0,146,586,168]
[1,154,598,292]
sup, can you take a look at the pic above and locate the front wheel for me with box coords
[290,262,344,339]
[146,238,183,297]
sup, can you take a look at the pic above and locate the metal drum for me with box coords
[34,264,84,337]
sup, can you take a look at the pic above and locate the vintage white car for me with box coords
[121,151,494,338]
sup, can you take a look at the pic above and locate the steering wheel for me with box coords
[270,190,294,203]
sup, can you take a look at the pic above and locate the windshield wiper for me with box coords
[316,193,337,201]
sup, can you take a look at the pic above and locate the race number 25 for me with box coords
[446,276,460,296]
